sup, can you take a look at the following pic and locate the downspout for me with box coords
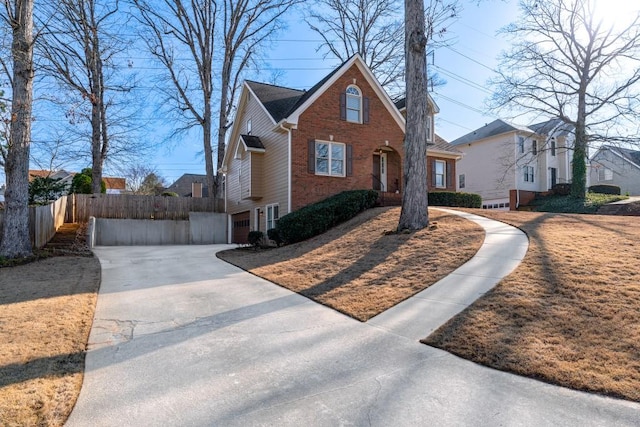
[279,122,293,214]
[515,135,520,209]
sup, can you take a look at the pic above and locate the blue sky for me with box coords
[150,0,521,185]
[6,0,520,187]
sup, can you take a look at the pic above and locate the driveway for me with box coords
[66,245,639,426]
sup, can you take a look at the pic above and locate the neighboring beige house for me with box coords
[165,173,208,197]
[451,118,574,209]
[590,145,640,195]
[220,54,461,243]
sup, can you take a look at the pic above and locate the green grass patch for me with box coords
[532,192,628,213]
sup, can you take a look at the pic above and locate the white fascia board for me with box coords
[283,55,406,132]
[427,149,462,160]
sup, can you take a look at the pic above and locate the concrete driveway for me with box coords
[66,245,640,426]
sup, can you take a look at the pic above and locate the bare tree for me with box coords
[306,0,461,96]
[123,163,165,194]
[491,0,640,198]
[0,0,34,258]
[132,0,299,208]
[37,0,137,194]
[398,0,429,231]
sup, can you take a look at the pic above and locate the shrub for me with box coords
[267,228,283,247]
[276,190,378,244]
[29,176,68,204]
[428,191,482,208]
[247,231,264,249]
[552,183,572,196]
[161,191,179,197]
[588,184,621,195]
[70,168,106,194]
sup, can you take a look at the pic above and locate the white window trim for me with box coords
[524,165,535,183]
[435,160,446,189]
[266,203,279,230]
[247,118,252,135]
[459,173,465,189]
[598,167,613,181]
[315,140,346,177]
[517,136,525,154]
[426,116,432,142]
[345,85,362,124]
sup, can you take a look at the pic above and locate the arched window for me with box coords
[345,85,361,123]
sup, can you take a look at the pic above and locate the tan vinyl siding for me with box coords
[226,90,289,232]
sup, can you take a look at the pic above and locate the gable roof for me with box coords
[529,118,574,137]
[166,173,209,197]
[244,81,305,123]
[594,145,640,170]
[451,118,575,146]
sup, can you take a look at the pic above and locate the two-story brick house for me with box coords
[221,54,461,243]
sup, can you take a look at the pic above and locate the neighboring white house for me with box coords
[451,118,575,209]
[590,145,640,195]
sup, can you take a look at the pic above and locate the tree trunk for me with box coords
[398,0,429,232]
[203,97,216,209]
[0,0,34,258]
[571,81,588,199]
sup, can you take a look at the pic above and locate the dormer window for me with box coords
[345,86,361,123]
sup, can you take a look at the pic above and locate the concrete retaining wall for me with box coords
[92,212,227,246]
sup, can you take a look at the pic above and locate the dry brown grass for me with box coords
[0,256,101,426]
[218,207,485,321]
[424,210,640,402]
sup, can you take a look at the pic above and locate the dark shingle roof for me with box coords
[166,173,209,197]
[611,146,640,166]
[529,118,574,136]
[432,134,462,154]
[245,81,305,122]
[394,98,406,110]
[246,56,352,122]
[240,134,265,149]
[451,119,528,146]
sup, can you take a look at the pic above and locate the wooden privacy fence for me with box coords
[0,196,67,248]
[69,194,221,222]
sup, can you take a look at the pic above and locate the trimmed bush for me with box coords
[552,183,572,196]
[588,184,621,195]
[276,190,378,244]
[428,191,482,208]
[267,228,283,247]
[247,231,264,249]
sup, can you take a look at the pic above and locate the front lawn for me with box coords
[424,210,640,402]
[218,207,485,321]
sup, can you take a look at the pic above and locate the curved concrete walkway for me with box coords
[368,208,529,339]
[66,212,640,426]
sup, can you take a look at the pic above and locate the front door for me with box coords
[372,153,387,191]
[550,167,557,189]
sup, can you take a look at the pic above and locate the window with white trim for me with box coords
[532,140,537,155]
[266,204,279,230]
[524,165,535,182]
[598,167,613,181]
[426,116,432,141]
[315,141,345,177]
[459,173,465,189]
[518,136,525,154]
[550,138,556,156]
[345,86,361,123]
[435,160,446,188]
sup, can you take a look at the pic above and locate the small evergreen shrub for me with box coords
[588,184,621,195]
[247,231,264,249]
[428,191,482,208]
[276,190,378,244]
[161,191,179,197]
[552,183,572,196]
[267,228,283,247]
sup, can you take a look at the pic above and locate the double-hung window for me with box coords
[315,141,345,177]
[598,167,613,181]
[524,166,535,183]
[532,140,538,155]
[550,138,556,156]
[266,204,279,230]
[518,136,525,154]
[435,160,446,188]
